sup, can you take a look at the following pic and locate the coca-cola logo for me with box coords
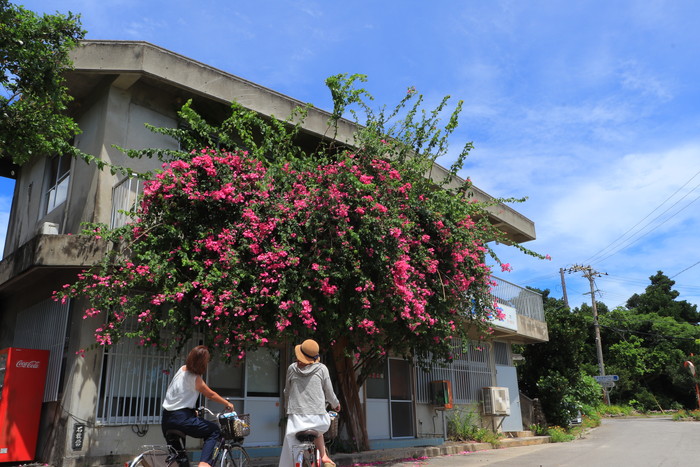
[16,360,40,369]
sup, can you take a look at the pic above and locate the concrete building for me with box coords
[0,41,547,466]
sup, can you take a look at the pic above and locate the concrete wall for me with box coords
[415,404,449,439]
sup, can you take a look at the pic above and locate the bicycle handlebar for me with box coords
[196,406,235,419]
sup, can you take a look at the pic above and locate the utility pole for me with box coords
[564,265,609,403]
[560,268,570,309]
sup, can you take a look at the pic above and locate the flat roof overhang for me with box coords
[65,40,535,244]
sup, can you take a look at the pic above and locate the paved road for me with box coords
[386,417,700,467]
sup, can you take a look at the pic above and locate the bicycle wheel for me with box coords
[220,445,251,467]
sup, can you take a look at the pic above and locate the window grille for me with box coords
[13,298,70,402]
[45,154,71,214]
[97,339,184,425]
[111,177,143,228]
[494,341,511,366]
[415,339,492,405]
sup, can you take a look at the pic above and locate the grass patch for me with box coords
[672,409,700,421]
[547,426,575,443]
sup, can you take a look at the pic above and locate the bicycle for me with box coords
[292,410,338,467]
[127,407,251,467]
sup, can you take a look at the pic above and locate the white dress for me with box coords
[279,412,331,467]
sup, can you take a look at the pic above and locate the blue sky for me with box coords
[9,0,700,310]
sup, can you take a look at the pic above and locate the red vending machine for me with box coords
[0,347,50,463]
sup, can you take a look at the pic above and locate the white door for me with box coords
[365,365,391,439]
[495,365,523,432]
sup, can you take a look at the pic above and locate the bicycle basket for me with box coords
[219,413,251,439]
[324,412,339,440]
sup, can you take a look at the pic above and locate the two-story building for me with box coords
[0,40,547,467]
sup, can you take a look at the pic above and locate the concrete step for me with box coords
[504,430,535,438]
[499,435,551,448]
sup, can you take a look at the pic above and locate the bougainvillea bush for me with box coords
[55,74,545,449]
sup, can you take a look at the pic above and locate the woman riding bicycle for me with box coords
[279,339,341,467]
[162,345,234,467]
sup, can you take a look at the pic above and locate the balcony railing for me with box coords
[490,275,545,322]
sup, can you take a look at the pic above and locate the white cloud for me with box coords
[618,60,674,101]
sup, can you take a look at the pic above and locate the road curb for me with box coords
[251,436,551,466]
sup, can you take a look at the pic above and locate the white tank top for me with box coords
[162,366,199,411]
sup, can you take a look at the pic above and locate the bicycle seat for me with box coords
[165,429,190,467]
[165,429,187,450]
[295,429,320,443]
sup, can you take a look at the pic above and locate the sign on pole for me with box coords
[594,375,619,384]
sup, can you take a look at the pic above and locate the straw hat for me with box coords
[295,339,320,364]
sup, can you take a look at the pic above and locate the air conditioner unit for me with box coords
[40,222,60,235]
[482,387,510,416]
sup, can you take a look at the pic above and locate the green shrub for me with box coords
[529,423,549,436]
[672,409,700,421]
[447,408,501,446]
[547,426,575,443]
[672,410,688,421]
[537,372,604,428]
[571,374,604,407]
[629,390,659,413]
[582,411,601,428]
[447,408,480,441]
[537,373,578,427]
[669,401,684,411]
[599,404,634,416]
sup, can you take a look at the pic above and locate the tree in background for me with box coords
[600,272,700,410]
[56,75,545,450]
[626,271,700,324]
[517,289,601,426]
[519,272,700,421]
[0,0,85,165]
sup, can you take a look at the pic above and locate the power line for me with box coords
[591,184,700,265]
[583,169,700,265]
[671,260,700,279]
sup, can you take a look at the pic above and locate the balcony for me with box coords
[488,276,548,344]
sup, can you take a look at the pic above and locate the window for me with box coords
[415,339,493,404]
[96,339,181,425]
[44,154,71,214]
[246,348,280,397]
[111,177,143,228]
[365,363,389,399]
[494,341,512,366]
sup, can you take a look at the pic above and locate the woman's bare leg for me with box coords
[315,434,333,464]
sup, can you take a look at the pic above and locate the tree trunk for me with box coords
[330,337,370,452]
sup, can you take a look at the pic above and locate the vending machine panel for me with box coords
[0,347,50,463]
